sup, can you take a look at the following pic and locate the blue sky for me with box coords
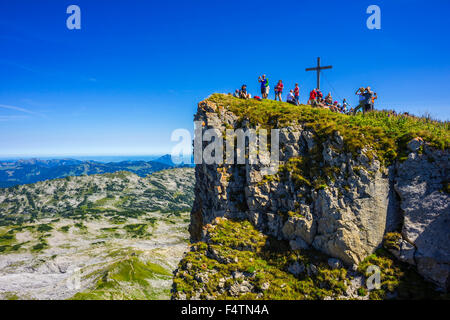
[0,0,449,157]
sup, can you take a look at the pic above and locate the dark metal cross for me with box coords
[305,57,332,90]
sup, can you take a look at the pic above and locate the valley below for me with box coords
[0,168,195,300]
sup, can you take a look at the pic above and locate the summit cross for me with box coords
[305,57,332,90]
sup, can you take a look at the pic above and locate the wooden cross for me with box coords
[305,57,332,90]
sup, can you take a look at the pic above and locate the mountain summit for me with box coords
[173,94,449,300]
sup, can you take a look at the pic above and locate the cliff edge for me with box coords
[174,94,449,299]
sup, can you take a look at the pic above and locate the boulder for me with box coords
[327,258,344,269]
[407,137,423,152]
[395,150,450,291]
[288,261,305,276]
[289,237,309,250]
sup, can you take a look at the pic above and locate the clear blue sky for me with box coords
[0,0,449,157]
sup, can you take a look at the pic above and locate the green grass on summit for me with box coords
[207,94,449,165]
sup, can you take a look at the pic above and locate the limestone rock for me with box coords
[328,258,344,269]
[307,264,318,276]
[388,239,416,266]
[261,282,270,291]
[288,261,305,276]
[189,96,449,293]
[395,149,450,290]
[289,237,309,250]
[312,168,391,265]
[407,137,423,152]
[195,272,210,284]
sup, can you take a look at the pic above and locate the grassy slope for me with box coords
[71,253,173,300]
[173,219,442,300]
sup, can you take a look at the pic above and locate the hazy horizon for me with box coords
[0,154,176,163]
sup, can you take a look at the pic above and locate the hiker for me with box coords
[239,85,251,99]
[353,87,366,114]
[258,75,270,99]
[316,89,323,104]
[363,87,374,112]
[312,89,326,108]
[233,89,240,98]
[275,80,283,101]
[324,92,333,106]
[294,83,300,105]
[287,90,296,105]
[308,88,317,105]
[341,99,350,113]
[330,101,339,112]
[371,92,378,111]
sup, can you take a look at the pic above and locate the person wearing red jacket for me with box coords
[316,89,323,101]
[308,88,317,105]
[294,83,300,105]
[275,80,283,101]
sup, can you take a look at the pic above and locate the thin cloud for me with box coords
[0,59,38,74]
[0,104,37,115]
[0,115,29,121]
[0,104,45,118]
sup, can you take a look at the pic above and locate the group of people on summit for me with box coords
[233,74,378,115]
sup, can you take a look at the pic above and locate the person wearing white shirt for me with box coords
[287,90,296,105]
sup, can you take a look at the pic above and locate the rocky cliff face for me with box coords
[393,149,449,290]
[186,94,449,295]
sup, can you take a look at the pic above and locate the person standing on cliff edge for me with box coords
[275,80,284,101]
[364,87,375,113]
[294,83,300,105]
[258,74,269,99]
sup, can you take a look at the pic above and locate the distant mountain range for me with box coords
[0,155,192,188]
